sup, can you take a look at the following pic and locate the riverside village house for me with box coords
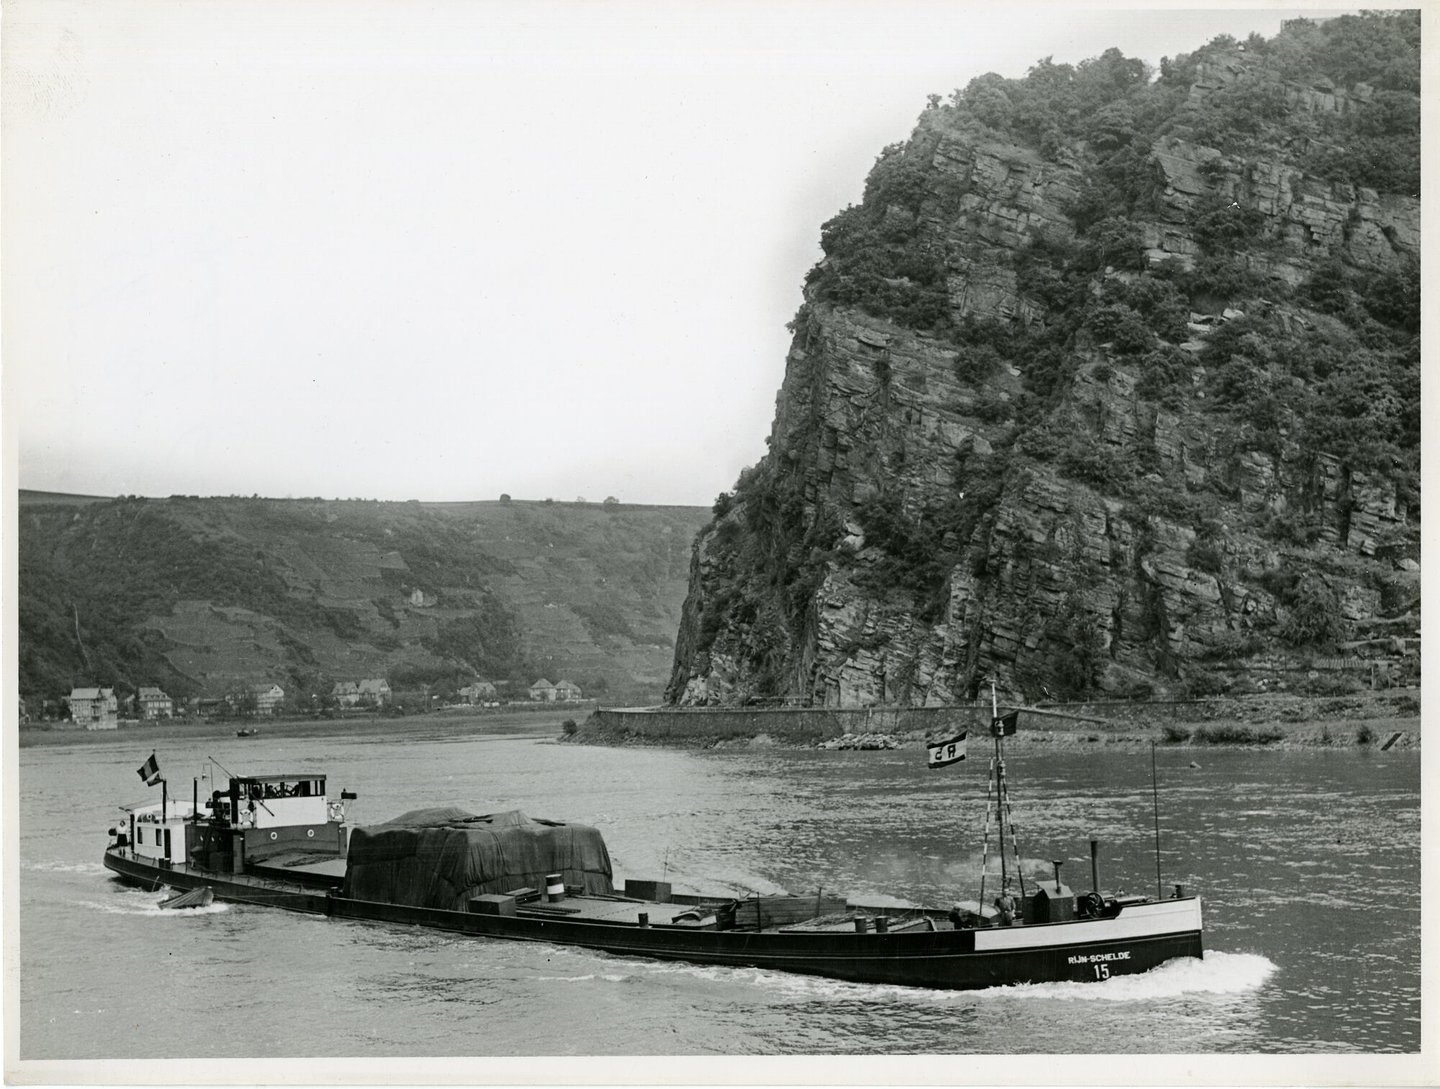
[332,678,392,707]
[458,681,499,705]
[68,687,119,729]
[136,686,174,720]
[249,683,285,716]
[529,678,583,702]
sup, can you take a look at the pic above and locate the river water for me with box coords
[14,720,1422,1068]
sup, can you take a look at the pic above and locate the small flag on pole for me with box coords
[927,731,967,769]
[136,752,162,786]
[990,710,1019,737]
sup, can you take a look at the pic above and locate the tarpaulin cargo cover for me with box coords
[341,806,613,911]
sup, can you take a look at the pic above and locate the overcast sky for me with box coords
[5,2,1343,505]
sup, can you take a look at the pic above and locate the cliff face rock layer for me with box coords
[668,16,1420,707]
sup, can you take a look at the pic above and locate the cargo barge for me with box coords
[104,737,1203,990]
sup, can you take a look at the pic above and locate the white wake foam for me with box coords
[974,951,1276,1002]
[23,859,108,875]
[618,949,1274,1005]
[77,896,230,918]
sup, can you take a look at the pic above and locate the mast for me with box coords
[993,680,1007,893]
[993,678,1027,900]
[1152,741,1163,899]
[977,678,1026,908]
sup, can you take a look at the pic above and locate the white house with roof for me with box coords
[249,683,285,716]
[554,679,583,701]
[529,678,557,702]
[136,686,174,720]
[333,679,391,707]
[357,678,391,705]
[69,687,118,729]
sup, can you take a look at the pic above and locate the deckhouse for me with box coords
[113,772,352,879]
[119,798,201,869]
[227,774,333,829]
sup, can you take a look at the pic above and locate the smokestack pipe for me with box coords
[1090,837,1100,893]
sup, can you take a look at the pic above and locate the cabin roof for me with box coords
[232,773,327,784]
[118,800,198,816]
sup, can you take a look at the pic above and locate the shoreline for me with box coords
[569,716,1419,753]
[17,708,575,749]
[22,691,1420,753]
[569,690,1421,752]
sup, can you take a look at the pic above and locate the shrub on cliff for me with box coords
[1279,576,1343,648]
[1299,91,1420,196]
[1188,193,1271,254]
[1083,303,1155,356]
[1176,255,1272,308]
[1181,670,1228,699]
[953,343,1005,385]
[1115,277,1190,342]
[1059,434,1133,491]
[1185,538,1224,575]
[852,490,979,619]
[1031,593,1108,699]
[1075,216,1147,271]
[1134,346,1193,406]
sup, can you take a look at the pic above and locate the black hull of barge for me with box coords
[325,895,1201,989]
[103,848,1202,990]
[103,848,332,914]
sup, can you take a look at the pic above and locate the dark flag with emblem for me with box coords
[990,710,1019,737]
[136,752,162,786]
[927,731,967,769]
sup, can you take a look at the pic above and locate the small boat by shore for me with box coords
[103,714,1203,990]
[236,727,259,738]
[158,885,214,910]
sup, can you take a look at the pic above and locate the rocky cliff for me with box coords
[668,15,1420,707]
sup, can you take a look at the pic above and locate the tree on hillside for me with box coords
[230,687,259,718]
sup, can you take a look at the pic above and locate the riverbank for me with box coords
[16,707,576,749]
[568,690,1421,751]
[23,690,1418,753]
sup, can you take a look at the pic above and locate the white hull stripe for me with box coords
[973,898,1203,952]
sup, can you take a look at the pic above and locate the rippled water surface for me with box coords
[18,724,1420,1057]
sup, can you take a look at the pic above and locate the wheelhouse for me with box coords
[225,774,333,830]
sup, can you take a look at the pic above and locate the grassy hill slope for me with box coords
[18,492,708,708]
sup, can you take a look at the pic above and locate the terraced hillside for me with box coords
[18,493,708,708]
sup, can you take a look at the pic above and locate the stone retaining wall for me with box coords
[586,691,1420,745]
[586,704,978,743]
